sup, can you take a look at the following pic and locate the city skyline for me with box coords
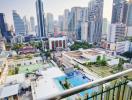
[0,0,113,26]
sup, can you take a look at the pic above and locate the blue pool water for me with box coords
[54,71,93,96]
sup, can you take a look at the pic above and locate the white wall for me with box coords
[127,27,132,36]
[81,22,88,41]
[107,59,119,66]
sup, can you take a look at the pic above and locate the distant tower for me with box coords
[111,0,128,24]
[88,0,104,44]
[46,13,54,35]
[0,13,7,37]
[12,10,26,35]
[36,0,46,38]
[30,17,35,32]
[127,0,132,26]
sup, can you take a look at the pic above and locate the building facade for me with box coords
[36,0,46,37]
[23,16,30,34]
[46,13,54,36]
[49,36,67,50]
[111,0,128,24]
[108,23,126,43]
[13,10,26,35]
[0,13,7,38]
[30,17,35,32]
[63,9,70,33]
[126,0,132,36]
[88,0,104,44]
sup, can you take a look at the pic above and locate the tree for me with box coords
[12,43,23,53]
[96,55,107,66]
[114,58,124,72]
[70,41,92,51]
[97,56,101,61]
[15,67,19,74]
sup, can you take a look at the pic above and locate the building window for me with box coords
[63,40,65,48]
[56,41,58,47]
[59,40,62,47]
[52,41,54,50]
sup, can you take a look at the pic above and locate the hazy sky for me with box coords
[0,0,113,26]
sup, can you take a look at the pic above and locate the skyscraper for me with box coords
[13,10,26,35]
[81,8,88,42]
[58,15,64,33]
[23,16,30,34]
[46,13,54,35]
[36,0,46,37]
[126,0,132,36]
[30,17,35,32]
[63,9,70,32]
[88,0,104,44]
[0,13,7,37]
[0,28,2,38]
[102,18,108,35]
[111,0,128,24]
[127,0,132,26]
[108,23,126,43]
[70,7,83,40]
[101,18,109,41]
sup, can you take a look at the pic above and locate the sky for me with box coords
[0,0,113,26]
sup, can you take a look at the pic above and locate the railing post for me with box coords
[121,80,127,100]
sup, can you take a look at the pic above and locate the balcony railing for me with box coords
[43,69,132,100]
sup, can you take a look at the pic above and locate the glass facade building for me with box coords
[13,10,26,35]
[111,0,128,24]
[88,0,104,44]
[36,0,46,38]
[0,13,7,37]
[127,0,132,26]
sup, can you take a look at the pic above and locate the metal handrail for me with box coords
[43,69,132,100]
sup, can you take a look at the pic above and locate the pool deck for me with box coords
[31,67,65,100]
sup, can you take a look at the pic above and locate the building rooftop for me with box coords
[31,67,65,100]
[0,84,19,99]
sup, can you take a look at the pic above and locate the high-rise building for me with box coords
[0,13,12,42]
[54,21,60,36]
[13,10,26,35]
[36,0,46,37]
[69,7,83,40]
[30,17,35,32]
[108,23,126,43]
[126,0,132,36]
[102,18,108,35]
[58,15,64,33]
[88,0,104,44]
[23,16,30,34]
[101,18,109,41]
[0,28,2,38]
[111,0,128,24]
[0,13,7,37]
[46,13,54,35]
[81,7,88,41]
[81,21,88,42]
[127,0,132,26]
[63,9,70,32]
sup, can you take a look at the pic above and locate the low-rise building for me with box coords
[62,48,119,68]
[11,35,25,44]
[107,23,126,43]
[49,36,67,50]
[101,41,132,54]
[18,45,37,55]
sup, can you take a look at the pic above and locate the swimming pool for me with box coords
[54,71,93,97]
